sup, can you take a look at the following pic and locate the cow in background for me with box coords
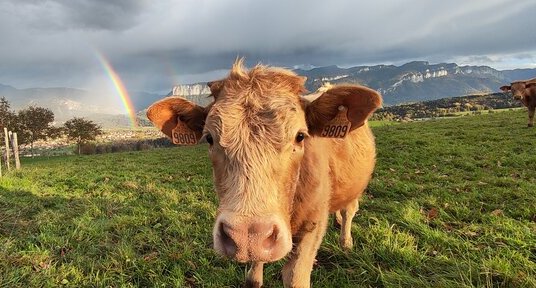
[500,78,536,127]
[147,60,382,287]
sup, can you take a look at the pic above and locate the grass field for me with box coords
[448,107,524,117]
[1,109,535,287]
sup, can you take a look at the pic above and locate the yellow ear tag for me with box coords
[171,118,198,145]
[321,106,352,138]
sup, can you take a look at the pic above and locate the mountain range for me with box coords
[1,61,535,127]
[296,61,536,105]
[170,61,536,106]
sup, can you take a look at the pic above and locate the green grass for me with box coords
[1,109,535,287]
[368,120,400,127]
[448,107,524,117]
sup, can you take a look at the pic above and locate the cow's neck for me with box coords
[289,138,331,235]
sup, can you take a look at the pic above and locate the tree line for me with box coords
[0,97,103,156]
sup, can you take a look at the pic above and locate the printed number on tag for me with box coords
[171,120,198,145]
[320,106,352,138]
[172,131,197,145]
[321,125,349,138]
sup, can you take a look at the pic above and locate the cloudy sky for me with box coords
[1,0,536,94]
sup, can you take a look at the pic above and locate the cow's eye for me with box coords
[206,134,214,145]
[295,132,305,143]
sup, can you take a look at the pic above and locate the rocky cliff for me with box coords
[169,83,212,106]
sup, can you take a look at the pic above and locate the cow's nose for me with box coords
[215,217,289,262]
[218,221,279,257]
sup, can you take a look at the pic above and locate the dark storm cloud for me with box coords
[7,0,146,30]
[0,0,535,92]
[58,0,147,30]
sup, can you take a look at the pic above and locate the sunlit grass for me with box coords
[0,109,535,287]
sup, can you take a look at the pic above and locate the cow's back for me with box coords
[326,123,376,212]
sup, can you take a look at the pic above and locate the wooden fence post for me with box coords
[4,127,10,171]
[12,132,20,170]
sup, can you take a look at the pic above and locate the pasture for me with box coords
[0,109,535,287]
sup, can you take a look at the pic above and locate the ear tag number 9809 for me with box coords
[172,118,198,145]
[321,106,352,138]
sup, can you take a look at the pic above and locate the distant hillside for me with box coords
[130,91,168,112]
[0,85,118,119]
[371,92,523,121]
[0,85,166,128]
[501,68,536,81]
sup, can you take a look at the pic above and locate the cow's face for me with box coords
[147,60,381,263]
[501,81,535,101]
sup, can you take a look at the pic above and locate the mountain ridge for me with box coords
[171,61,536,105]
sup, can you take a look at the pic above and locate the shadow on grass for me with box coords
[0,185,243,287]
[0,187,84,238]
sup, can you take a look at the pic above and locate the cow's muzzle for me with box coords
[213,213,292,263]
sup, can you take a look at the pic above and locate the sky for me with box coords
[1,0,536,95]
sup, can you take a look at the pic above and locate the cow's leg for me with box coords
[334,210,342,226]
[282,209,329,288]
[528,106,535,127]
[339,198,359,250]
[246,262,264,288]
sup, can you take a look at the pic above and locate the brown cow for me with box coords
[147,60,381,287]
[500,77,536,127]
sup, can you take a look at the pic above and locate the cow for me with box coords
[500,78,536,127]
[146,60,382,287]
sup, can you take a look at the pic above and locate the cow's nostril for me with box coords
[220,223,237,257]
[261,225,279,251]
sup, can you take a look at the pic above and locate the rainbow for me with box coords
[95,51,138,128]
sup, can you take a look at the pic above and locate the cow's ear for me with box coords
[207,80,224,99]
[306,85,382,136]
[500,85,512,92]
[147,96,208,142]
